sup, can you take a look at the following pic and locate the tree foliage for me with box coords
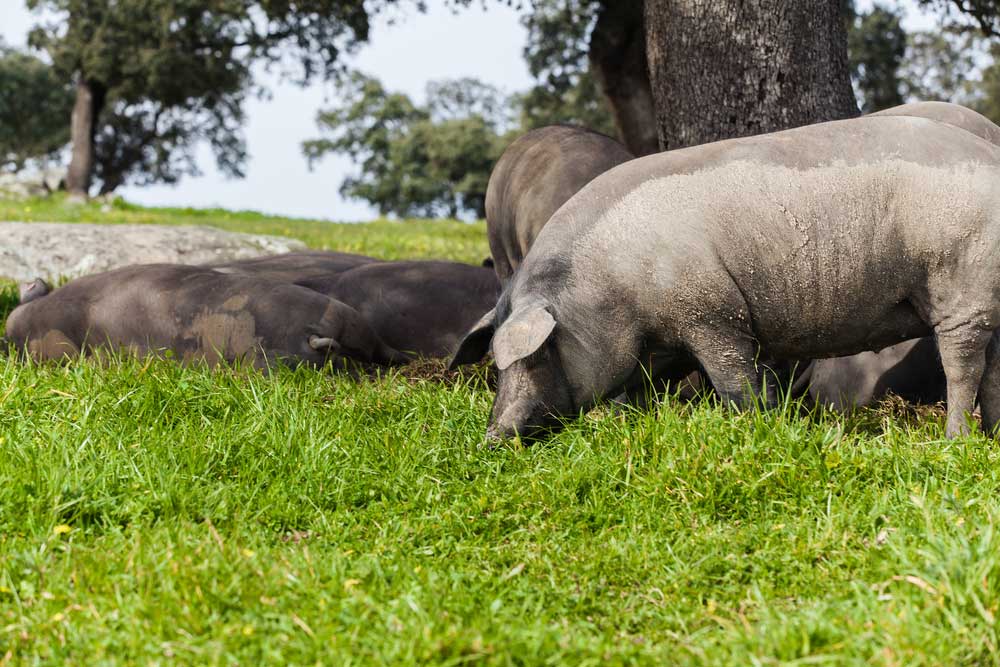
[513,0,617,137]
[26,0,403,195]
[974,43,1000,122]
[916,0,1000,36]
[0,46,73,171]
[304,73,505,220]
[848,3,908,112]
[900,28,983,103]
[92,96,248,195]
[516,0,618,136]
[449,0,617,138]
[844,1,1000,121]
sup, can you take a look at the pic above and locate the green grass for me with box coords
[4,197,1000,665]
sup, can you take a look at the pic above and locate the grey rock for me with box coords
[0,222,307,283]
[0,167,67,199]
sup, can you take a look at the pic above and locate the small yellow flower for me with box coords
[53,524,71,535]
[242,625,254,636]
[51,613,64,623]
[241,548,255,558]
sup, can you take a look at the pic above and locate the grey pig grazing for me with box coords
[4,264,408,369]
[451,115,1000,440]
[800,101,1000,409]
[486,125,634,285]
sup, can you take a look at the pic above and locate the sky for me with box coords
[0,0,937,221]
[0,0,533,221]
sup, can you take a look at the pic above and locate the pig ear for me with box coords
[492,305,556,371]
[19,278,51,304]
[308,335,341,353]
[448,308,497,370]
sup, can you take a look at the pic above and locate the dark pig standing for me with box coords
[486,125,634,285]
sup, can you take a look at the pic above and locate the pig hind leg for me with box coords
[978,330,1000,435]
[935,326,991,438]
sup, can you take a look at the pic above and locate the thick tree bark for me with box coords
[645,0,860,151]
[65,78,106,200]
[588,1,659,156]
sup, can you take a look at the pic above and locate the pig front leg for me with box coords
[687,327,765,410]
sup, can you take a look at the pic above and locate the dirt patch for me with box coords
[389,357,497,388]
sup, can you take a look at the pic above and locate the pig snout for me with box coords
[486,399,542,442]
[486,359,574,442]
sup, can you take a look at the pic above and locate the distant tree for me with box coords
[899,28,983,103]
[426,78,515,129]
[973,43,1000,123]
[451,0,656,156]
[303,73,504,219]
[0,46,73,171]
[27,0,403,199]
[848,3,908,112]
[91,96,247,196]
[513,0,620,141]
[915,0,1000,36]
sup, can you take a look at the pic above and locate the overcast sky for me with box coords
[0,0,934,221]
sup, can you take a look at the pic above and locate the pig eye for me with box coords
[520,341,551,367]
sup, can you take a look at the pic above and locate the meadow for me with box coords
[2,197,1000,665]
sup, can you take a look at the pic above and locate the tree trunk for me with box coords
[588,1,659,156]
[65,78,106,200]
[645,0,859,151]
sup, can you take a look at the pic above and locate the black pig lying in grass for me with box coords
[319,260,500,359]
[214,254,501,360]
[208,250,379,282]
[4,264,409,370]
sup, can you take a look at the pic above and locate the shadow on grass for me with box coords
[839,394,950,437]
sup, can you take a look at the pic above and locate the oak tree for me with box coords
[645,0,859,150]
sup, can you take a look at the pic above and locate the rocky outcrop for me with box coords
[0,168,66,199]
[0,222,307,283]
